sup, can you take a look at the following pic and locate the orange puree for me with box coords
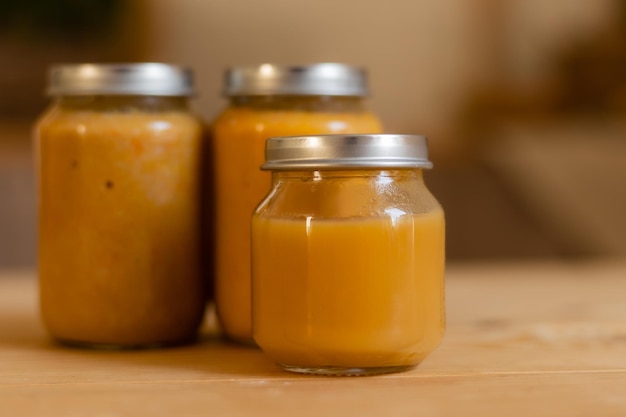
[212,98,382,342]
[251,210,445,369]
[36,98,205,347]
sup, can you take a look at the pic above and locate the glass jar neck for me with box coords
[54,95,190,112]
[228,95,367,112]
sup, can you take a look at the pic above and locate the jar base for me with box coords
[279,363,416,376]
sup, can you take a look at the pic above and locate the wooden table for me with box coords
[2,262,626,416]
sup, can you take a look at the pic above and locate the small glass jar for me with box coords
[211,64,383,343]
[252,134,445,376]
[35,64,206,348]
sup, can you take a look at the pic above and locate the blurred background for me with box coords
[1,0,625,266]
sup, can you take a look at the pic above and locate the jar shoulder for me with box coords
[255,172,442,218]
[36,105,202,137]
[212,106,382,137]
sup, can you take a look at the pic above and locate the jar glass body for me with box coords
[211,95,383,343]
[252,169,445,375]
[35,95,206,348]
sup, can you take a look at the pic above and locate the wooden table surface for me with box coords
[1,262,626,416]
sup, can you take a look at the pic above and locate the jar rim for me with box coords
[46,63,195,97]
[261,134,433,170]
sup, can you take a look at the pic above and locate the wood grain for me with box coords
[1,262,626,416]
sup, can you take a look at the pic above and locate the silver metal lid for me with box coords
[224,63,368,96]
[262,134,433,170]
[46,63,194,96]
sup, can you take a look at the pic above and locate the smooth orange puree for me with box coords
[212,103,382,341]
[37,105,205,346]
[252,210,445,368]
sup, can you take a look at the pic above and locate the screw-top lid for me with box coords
[224,63,368,97]
[261,134,433,170]
[46,63,194,96]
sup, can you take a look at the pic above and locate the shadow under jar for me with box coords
[252,134,446,376]
[35,64,206,349]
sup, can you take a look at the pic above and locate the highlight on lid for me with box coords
[261,134,433,170]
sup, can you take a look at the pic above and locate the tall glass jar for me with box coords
[35,64,206,348]
[252,134,445,376]
[211,64,383,343]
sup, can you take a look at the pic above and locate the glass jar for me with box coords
[211,64,383,343]
[252,134,445,376]
[35,64,206,348]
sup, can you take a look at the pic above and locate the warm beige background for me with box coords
[142,0,613,158]
[1,0,624,265]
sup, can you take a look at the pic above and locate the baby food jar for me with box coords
[211,63,382,343]
[252,134,445,376]
[35,63,206,348]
